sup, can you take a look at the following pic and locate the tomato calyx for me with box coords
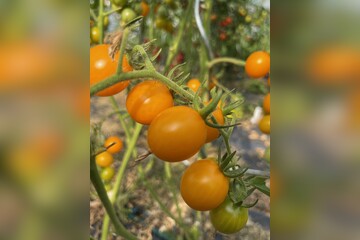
[217,151,269,208]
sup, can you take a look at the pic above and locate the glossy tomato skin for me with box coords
[181,159,229,211]
[104,136,123,154]
[245,51,270,78]
[126,80,173,125]
[101,167,115,181]
[187,78,201,93]
[206,108,225,143]
[210,197,249,234]
[263,93,270,114]
[259,114,270,134]
[147,106,207,162]
[90,44,132,96]
[96,151,114,167]
[121,8,137,24]
[90,26,100,44]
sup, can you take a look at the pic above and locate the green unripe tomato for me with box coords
[111,0,127,7]
[90,26,100,44]
[210,198,248,234]
[121,8,137,25]
[101,167,115,182]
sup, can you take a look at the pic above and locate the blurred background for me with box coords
[0,0,89,240]
[0,0,360,239]
[271,0,360,239]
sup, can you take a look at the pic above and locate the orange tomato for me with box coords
[104,136,123,154]
[140,1,150,17]
[267,77,270,86]
[187,78,201,93]
[95,151,114,167]
[90,44,132,96]
[259,115,270,134]
[245,51,270,78]
[206,108,225,143]
[263,93,270,114]
[126,80,174,125]
[180,159,229,211]
[147,106,207,162]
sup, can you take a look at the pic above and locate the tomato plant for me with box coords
[126,80,174,125]
[90,44,132,96]
[104,136,123,154]
[95,151,114,167]
[89,1,270,239]
[245,51,270,78]
[180,159,229,211]
[147,106,207,162]
[210,197,249,234]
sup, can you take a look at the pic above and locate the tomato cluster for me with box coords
[245,51,271,134]
[95,136,123,183]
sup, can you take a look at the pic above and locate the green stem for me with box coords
[100,123,143,240]
[104,7,122,16]
[90,9,97,22]
[207,57,246,69]
[138,166,192,239]
[117,28,131,74]
[110,97,131,140]
[164,0,195,72]
[97,0,104,44]
[90,156,137,240]
[90,69,195,102]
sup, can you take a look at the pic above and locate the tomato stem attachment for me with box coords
[207,57,246,69]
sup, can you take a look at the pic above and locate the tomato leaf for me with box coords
[223,165,248,178]
[219,151,236,170]
[229,179,247,204]
[242,199,259,208]
[255,184,270,197]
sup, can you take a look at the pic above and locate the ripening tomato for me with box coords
[206,108,225,143]
[90,44,132,96]
[126,80,174,125]
[147,106,207,162]
[104,136,123,154]
[259,114,270,134]
[187,78,201,93]
[219,32,227,41]
[95,151,114,167]
[101,167,115,181]
[263,93,270,114]
[140,1,149,17]
[210,197,248,234]
[103,16,109,28]
[180,159,229,211]
[90,26,100,44]
[245,51,270,78]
